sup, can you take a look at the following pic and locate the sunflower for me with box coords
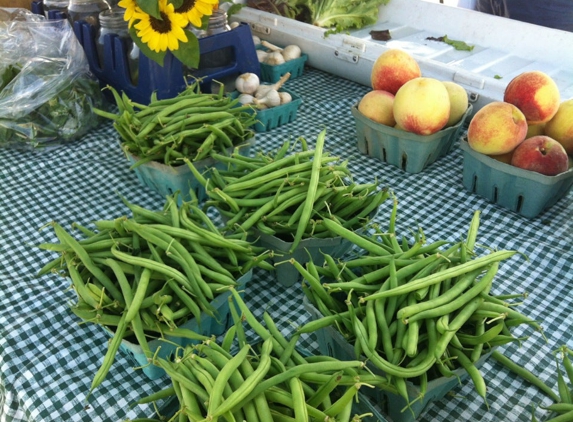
[133,0,188,53]
[174,0,219,28]
[117,0,141,27]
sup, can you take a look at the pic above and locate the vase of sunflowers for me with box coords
[51,0,260,103]
[117,0,220,69]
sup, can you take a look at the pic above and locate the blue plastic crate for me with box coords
[353,103,473,174]
[304,297,493,422]
[127,137,255,203]
[111,270,252,380]
[460,138,573,218]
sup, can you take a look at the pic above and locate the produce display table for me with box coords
[1,67,571,422]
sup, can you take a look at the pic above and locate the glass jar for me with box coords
[206,9,231,36]
[43,0,69,18]
[97,8,139,83]
[68,0,109,30]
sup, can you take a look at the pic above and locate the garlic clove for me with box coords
[265,51,285,66]
[253,89,281,108]
[281,45,302,61]
[237,93,254,105]
[235,73,260,95]
[278,91,292,105]
[256,50,269,63]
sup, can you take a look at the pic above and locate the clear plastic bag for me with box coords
[0,8,103,150]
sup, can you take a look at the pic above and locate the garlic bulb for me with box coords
[237,93,254,105]
[230,21,240,29]
[235,73,260,95]
[278,91,292,105]
[256,50,269,63]
[253,89,281,108]
[281,45,302,61]
[252,35,261,45]
[265,51,285,66]
[254,72,291,99]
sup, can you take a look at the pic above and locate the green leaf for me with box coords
[129,25,166,67]
[442,35,474,51]
[227,3,245,17]
[168,0,184,9]
[136,0,161,19]
[171,29,200,69]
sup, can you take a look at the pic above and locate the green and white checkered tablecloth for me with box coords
[1,67,572,422]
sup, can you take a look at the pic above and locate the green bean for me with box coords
[406,263,497,324]
[541,403,573,413]
[449,346,487,405]
[397,267,480,322]
[363,250,516,301]
[491,351,560,402]
[556,358,572,404]
[434,297,484,359]
[89,312,128,394]
[210,337,273,418]
[207,343,251,417]
[53,223,124,305]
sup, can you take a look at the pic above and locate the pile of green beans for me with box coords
[186,129,390,252]
[37,194,273,394]
[93,81,257,167]
[293,203,541,412]
[136,288,396,422]
[492,346,573,422]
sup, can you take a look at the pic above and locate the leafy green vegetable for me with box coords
[247,0,390,33]
[0,65,103,150]
[442,35,474,51]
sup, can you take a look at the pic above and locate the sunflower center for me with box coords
[175,0,197,13]
[151,12,172,33]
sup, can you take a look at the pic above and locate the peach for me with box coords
[467,101,528,155]
[370,49,421,95]
[503,71,560,124]
[393,77,450,136]
[357,90,396,126]
[511,135,569,176]
[544,99,573,155]
[489,150,515,164]
[442,81,469,127]
[526,123,545,138]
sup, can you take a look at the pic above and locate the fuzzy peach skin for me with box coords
[393,77,450,135]
[442,81,469,127]
[503,71,560,125]
[467,102,528,155]
[544,99,573,155]
[511,135,569,176]
[357,90,396,126]
[370,49,421,95]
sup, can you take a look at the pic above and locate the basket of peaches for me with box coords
[460,70,573,219]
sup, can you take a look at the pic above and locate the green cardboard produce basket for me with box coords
[304,296,493,422]
[254,230,358,287]
[259,52,308,83]
[352,103,473,174]
[232,87,302,132]
[126,137,255,203]
[459,138,573,218]
[108,270,252,380]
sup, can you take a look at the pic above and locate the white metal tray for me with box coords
[231,0,573,114]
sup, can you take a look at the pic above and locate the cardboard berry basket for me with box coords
[352,103,473,174]
[459,137,573,218]
[304,296,494,422]
[105,270,252,380]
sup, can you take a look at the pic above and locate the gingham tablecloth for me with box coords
[1,67,572,422]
